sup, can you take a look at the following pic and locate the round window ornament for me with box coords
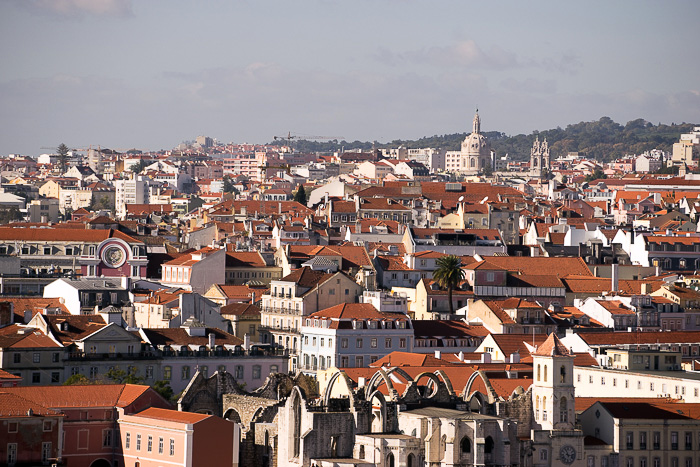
[102,245,126,268]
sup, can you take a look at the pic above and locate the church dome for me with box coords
[461,110,490,158]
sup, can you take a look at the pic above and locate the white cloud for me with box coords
[19,0,133,18]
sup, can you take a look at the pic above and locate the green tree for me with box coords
[585,168,607,182]
[130,159,149,174]
[223,176,239,195]
[294,184,307,205]
[105,366,145,384]
[432,255,466,315]
[482,162,493,177]
[152,380,174,401]
[63,374,93,385]
[57,143,69,173]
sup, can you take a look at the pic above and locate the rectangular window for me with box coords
[626,432,634,450]
[235,366,244,379]
[8,422,18,433]
[672,431,679,450]
[685,432,692,450]
[159,437,164,454]
[52,353,59,363]
[253,365,261,379]
[182,366,190,380]
[147,435,153,452]
[356,338,363,348]
[653,432,660,450]
[42,442,51,463]
[371,338,377,348]
[7,443,17,465]
[163,366,172,380]
[125,433,130,450]
[640,432,647,450]
[32,372,41,384]
[170,438,175,456]
[51,372,60,383]
[341,338,348,349]
[103,429,113,447]
[355,356,363,367]
[33,353,40,363]
[400,338,407,349]
[136,434,141,451]
[385,338,392,348]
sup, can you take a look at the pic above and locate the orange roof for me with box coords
[131,407,211,424]
[0,392,62,418]
[533,333,570,356]
[0,325,62,349]
[0,227,141,244]
[2,384,152,409]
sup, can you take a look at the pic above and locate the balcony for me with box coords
[262,307,299,316]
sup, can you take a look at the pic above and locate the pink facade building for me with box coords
[118,407,238,467]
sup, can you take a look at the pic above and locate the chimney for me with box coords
[641,283,651,295]
[243,333,251,351]
[510,352,520,363]
[611,263,619,292]
[208,333,215,350]
[458,351,465,362]
[434,350,441,360]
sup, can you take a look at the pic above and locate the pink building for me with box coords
[118,407,238,467]
[3,384,171,467]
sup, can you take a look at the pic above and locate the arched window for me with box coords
[560,365,566,383]
[544,365,548,382]
[560,397,568,423]
[537,364,541,381]
[387,453,395,467]
[470,158,475,168]
[461,436,472,454]
[536,396,540,420]
[407,453,415,467]
[484,436,494,454]
[542,396,548,421]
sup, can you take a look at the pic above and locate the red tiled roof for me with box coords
[2,384,153,408]
[533,333,570,356]
[0,392,62,418]
[0,227,141,244]
[131,407,211,424]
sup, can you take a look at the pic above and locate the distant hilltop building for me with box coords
[672,126,700,168]
[530,135,551,178]
[196,135,214,149]
[446,109,491,174]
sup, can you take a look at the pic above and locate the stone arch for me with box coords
[462,370,498,404]
[433,369,455,396]
[289,386,304,460]
[223,408,242,423]
[407,453,416,467]
[413,372,442,399]
[467,391,485,413]
[365,368,396,401]
[323,369,354,407]
[387,452,395,467]
[368,389,388,433]
[90,460,111,467]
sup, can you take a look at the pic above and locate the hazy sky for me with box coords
[1,0,699,156]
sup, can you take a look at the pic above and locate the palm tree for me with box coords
[432,255,466,315]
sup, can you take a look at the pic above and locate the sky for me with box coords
[1,0,699,156]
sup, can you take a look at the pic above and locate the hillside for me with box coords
[269,117,696,162]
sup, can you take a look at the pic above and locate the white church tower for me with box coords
[530,333,584,466]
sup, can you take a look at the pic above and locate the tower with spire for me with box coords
[530,135,551,178]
